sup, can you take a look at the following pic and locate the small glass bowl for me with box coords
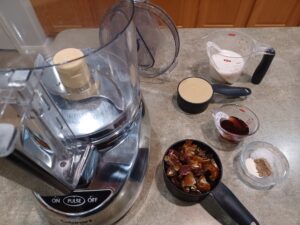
[212,104,259,142]
[236,141,289,190]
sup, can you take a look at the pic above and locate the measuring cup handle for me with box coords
[212,84,252,97]
[211,182,260,225]
[251,48,276,84]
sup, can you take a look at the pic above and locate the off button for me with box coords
[88,196,98,203]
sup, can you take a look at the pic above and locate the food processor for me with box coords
[0,0,179,224]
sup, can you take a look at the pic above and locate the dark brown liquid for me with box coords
[220,116,249,135]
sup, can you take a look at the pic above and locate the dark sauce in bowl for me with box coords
[220,116,249,135]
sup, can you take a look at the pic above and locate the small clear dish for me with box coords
[236,141,289,190]
[212,104,259,142]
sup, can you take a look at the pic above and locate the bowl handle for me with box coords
[210,182,260,225]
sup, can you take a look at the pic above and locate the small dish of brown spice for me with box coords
[237,141,289,189]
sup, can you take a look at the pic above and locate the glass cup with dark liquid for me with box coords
[212,104,259,142]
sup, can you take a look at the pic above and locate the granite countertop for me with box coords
[0,28,299,225]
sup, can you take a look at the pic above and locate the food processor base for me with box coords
[34,105,150,225]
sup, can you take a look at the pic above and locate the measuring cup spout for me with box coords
[206,41,230,83]
[212,109,218,119]
[206,41,222,64]
[207,41,222,52]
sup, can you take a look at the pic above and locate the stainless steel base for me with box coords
[34,105,150,225]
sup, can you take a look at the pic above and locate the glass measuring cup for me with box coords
[206,30,275,84]
[212,104,259,142]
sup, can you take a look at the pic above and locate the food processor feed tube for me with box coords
[53,48,100,101]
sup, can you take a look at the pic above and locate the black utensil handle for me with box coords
[212,84,252,97]
[211,182,260,225]
[251,48,276,85]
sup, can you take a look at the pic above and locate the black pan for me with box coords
[177,77,251,114]
[163,139,259,225]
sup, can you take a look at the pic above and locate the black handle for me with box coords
[210,182,260,225]
[136,27,155,68]
[212,84,251,97]
[251,48,276,84]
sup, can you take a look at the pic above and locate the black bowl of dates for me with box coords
[163,139,260,225]
[163,139,222,201]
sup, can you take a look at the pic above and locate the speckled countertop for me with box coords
[0,28,299,225]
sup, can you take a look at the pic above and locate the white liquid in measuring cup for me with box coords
[209,50,245,84]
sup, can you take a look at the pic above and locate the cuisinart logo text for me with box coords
[63,195,86,207]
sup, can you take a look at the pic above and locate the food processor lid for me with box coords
[0,0,137,138]
[134,1,180,77]
[0,0,135,71]
[0,0,146,159]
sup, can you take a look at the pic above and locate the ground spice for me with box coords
[254,158,272,177]
[245,158,259,177]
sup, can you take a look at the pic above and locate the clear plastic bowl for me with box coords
[212,104,259,142]
[236,141,289,190]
